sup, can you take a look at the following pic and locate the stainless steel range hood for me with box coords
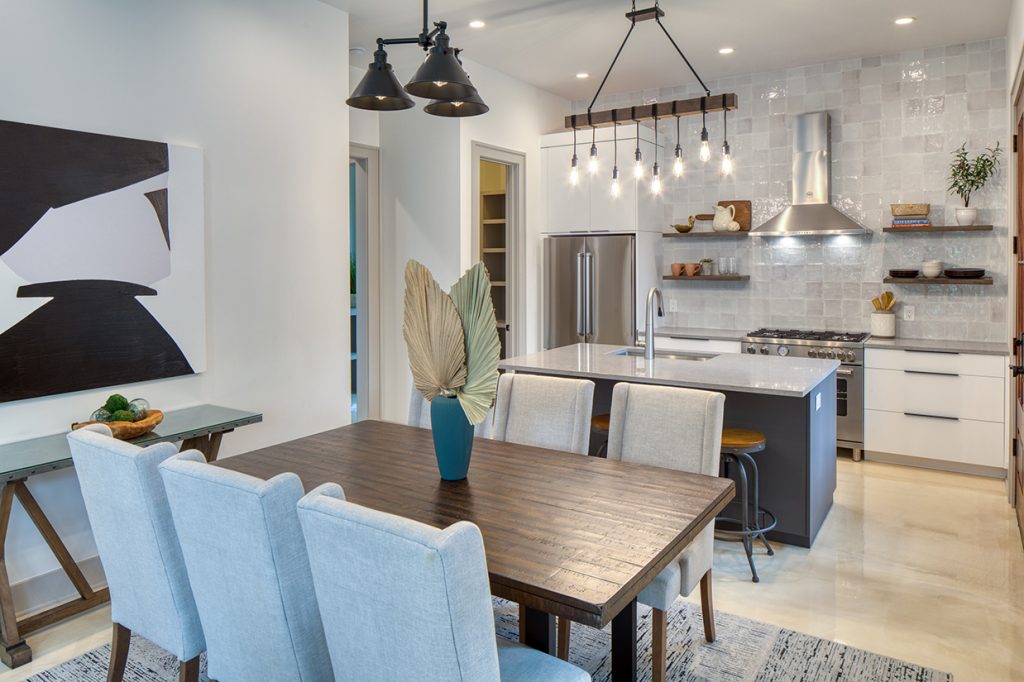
[752,111,870,237]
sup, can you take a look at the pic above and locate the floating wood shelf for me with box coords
[565,93,737,130]
[662,231,750,239]
[663,275,750,282]
[883,276,993,286]
[882,225,993,233]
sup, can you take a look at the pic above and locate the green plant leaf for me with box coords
[449,262,500,425]
[402,260,467,402]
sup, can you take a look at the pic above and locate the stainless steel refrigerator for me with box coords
[543,234,635,349]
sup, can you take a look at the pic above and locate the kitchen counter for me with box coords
[500,343,838,548]
[500,343,839,398]
[865,337,1008,356]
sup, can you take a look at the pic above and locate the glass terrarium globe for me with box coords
[90,408,112,422]
[128,398,150,419]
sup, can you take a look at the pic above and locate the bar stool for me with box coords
[591,413,610,457]
[716,427,777,582]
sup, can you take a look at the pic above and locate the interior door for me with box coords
[543,236,587,349]
[586,235,635,345]
[1015,110,1024,549]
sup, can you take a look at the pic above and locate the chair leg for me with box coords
[106,623,130,682]
[556,617,570,660]
[651,608,666,682]
[700,570,716,642]
[179,655,200,682]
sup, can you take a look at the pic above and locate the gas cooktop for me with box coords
[746,328,870,344]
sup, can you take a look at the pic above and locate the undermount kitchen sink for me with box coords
[609,347,715,362]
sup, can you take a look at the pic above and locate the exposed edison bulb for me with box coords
[651,175,662,195]
[452,101,464,108]
[611,167,621,197]
[673,156,684,177]
[376,95,387,101]
[633,159,644,179]
[721,154,734,176]
[699,140,712,163]
[588,144,599,174]
[569,154,579,186]
[433,80,448,87]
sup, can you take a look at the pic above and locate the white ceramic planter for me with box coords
[955,207,977,226]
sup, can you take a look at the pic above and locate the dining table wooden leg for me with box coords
[611,598,637,682]
[521,606,556,656]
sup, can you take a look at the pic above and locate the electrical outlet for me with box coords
[903,305,915,321]
[667,299,678,313]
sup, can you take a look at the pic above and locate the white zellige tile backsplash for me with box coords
[572,39,1009,342]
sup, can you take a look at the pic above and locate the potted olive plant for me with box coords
[402,260,500,480]
[948,142,1001,225]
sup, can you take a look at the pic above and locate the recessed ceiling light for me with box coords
[576,72,590,79]
[894,16,915,25]
[469,19,486,28]
[718,47,735,55]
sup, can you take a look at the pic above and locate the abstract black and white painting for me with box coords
[0,120,205,403]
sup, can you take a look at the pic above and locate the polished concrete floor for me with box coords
[1,457,1022,681]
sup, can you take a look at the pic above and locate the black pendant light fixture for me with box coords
[347,46,415,111]
[347,0,486,117]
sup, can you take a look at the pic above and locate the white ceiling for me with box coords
[331,0,1011,100]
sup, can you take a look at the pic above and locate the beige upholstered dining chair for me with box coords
[491,372,595,657]
[598,382,725,681]
[491,373,595,455]
[555,382,725,677]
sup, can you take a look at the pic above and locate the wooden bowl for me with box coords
[671,223,693,233]
[72,409,164,440]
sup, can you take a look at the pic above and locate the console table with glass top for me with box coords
[0,404,262,668]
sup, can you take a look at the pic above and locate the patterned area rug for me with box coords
[30,599,952,681]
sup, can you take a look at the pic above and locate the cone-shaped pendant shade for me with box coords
[424,89,489,117]
[404,32,476,100]
[347,48,415,111]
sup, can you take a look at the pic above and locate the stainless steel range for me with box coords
[742,328,868,460]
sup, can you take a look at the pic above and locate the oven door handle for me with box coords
[836,369,855,377]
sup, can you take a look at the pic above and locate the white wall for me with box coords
[372,58,568,422]
[0,0,351,610]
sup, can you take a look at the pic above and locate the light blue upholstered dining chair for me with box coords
[66,425,204,682]
[603,382,725,682]
[297,484,591,682]
[158,452,332,682]
[409,386,493,437]
[491,372,595,657]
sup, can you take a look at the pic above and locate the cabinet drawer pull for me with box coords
[669,336,710,342]
[904,412,959,422]
[903,369,959,378]
[903,349,959,356]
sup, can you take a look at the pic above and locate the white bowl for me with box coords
[922,263,943,278]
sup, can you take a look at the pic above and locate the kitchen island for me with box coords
[499,343,839,547]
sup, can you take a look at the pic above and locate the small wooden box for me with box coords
[891,203,929,217]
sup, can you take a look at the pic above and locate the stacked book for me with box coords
[890,215,931,229]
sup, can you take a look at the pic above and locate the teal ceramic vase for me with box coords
[430,394,475,480]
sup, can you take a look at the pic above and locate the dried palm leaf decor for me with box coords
[403,260,500,480]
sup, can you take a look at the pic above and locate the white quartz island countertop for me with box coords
[499,343,840,398]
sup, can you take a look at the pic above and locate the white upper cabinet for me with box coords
[542,129,663,234]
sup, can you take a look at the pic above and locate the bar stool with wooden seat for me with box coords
[716,427,777,582]
[590,413,610,456]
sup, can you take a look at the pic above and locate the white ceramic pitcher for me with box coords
[712,204,736,231]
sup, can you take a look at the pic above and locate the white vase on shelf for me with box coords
[955,207,977,226]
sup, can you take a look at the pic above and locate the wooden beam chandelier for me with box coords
[566,0,739,193]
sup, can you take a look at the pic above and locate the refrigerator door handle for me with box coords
[584,252,595,337]
[575,252,585,337]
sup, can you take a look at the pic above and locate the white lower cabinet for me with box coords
[640,335,742,355]
[864,349,1008,471]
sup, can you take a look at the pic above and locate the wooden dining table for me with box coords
[216,420,734,682]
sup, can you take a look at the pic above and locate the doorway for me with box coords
[472,144,526,359]
[349,144,382,422]
[1013,86,1024,549]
